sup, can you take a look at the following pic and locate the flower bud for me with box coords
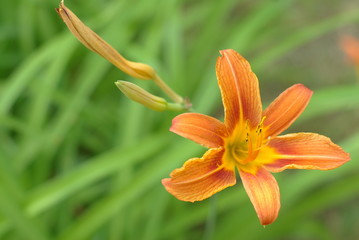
[56,1,156,80]
[115,81,168,111]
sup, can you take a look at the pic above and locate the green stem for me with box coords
[166,102,186,112]
[153,74,184,104]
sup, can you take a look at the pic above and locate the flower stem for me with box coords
[166,103,187,112]
[153,74,183,104]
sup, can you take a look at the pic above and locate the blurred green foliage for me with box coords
[0,0,359,239]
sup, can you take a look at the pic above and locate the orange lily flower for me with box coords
[340,35,359,66]
[162,49,350,225]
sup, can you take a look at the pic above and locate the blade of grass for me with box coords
[18,1,35,54]
[13,50,110,171]
[25,132,168,216]
[299,84,359,121]
[0,33,73,117]
[0,182,48,240]
[55,140,201,240]
[142,188,170,240]
[162,0,187,95]
[253,8,359,69]
[187,0,241,92]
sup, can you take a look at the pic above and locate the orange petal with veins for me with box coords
[239,168,280,225]
[170,113,227,148]
[264,133,350,172]
[216,49,262,130]
[263,84,312,137]
[162,148,236,202]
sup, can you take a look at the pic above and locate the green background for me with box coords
[1,0,359,239]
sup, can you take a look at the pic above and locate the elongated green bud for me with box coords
[115,81,168,111]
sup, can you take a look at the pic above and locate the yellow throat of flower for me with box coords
[224,117,267,173]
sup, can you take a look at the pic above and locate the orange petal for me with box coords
[264,133,350,172]
[216,49,262,131]
[162,148,236,202]
[239,168,280,225]
[170,113,227,148]
[263,84,313,137]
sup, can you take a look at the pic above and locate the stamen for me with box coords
[245,116,267,162]
[256,128,263,149]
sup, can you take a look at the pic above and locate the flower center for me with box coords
[224,117,267,167]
